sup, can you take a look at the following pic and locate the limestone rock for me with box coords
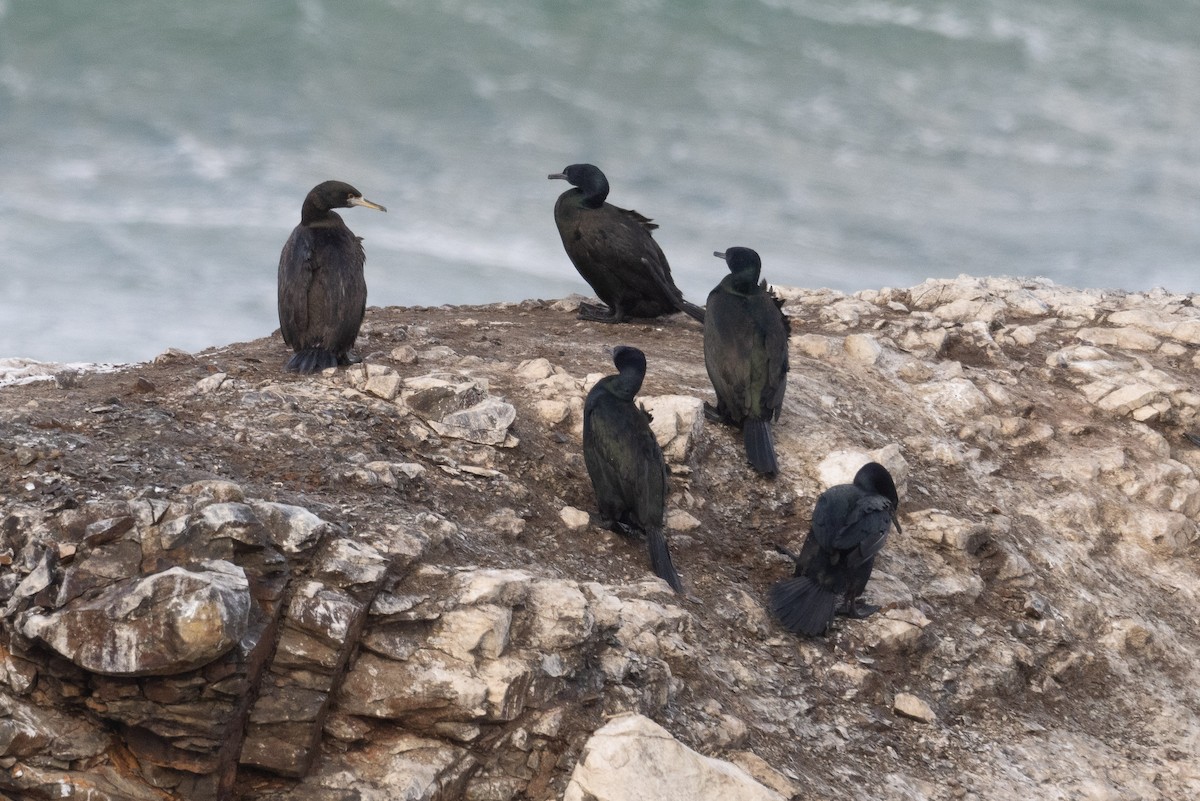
[1076,326,1160,351]
[515,358,556,382]
[429,605,513,660]
[916,377,991,420]
[534,399,570,426]
[403,374,489,419]
[793,333,834,359]
[563,714,785,801]
[526,581,593,650]
[250,501,330,555]
[300,732,476,801]
[666,509,701,531]
[843,333,883,364]
[894,692,936,723]
[725,751,801,799]
[365,366,403,400]
[640,394,704,462]
[907,510,988,551]
[430,397,517,446]
[337,650,490,720]
[21,561,250,677]
[559,506,590,530]
[1095,383,1163,417]
[391,344,419,364]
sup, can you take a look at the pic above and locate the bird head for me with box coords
[307,180,387,213]
[713,247,762,276]
[854,462,902,533]
[548,164,610,206]
[611,345,647,378]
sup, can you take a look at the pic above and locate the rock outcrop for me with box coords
[2,277,1199,800]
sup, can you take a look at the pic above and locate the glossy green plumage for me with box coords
[770,462,900,636]
[704,248,789,474]
[550,164,704,323]
[582,347,682,591]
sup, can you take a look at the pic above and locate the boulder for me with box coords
[21,561,250,677]
[563,714,785,801]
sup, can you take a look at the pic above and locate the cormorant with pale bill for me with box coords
[277,180,386,373]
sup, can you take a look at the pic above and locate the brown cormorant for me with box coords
[277,180,386,373]
[769,462,901,636]
[582,346,683,591]
[704,247,790,475]
[549,164,705,324]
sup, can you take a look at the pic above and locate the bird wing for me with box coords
[624,207,659,232]
[596,206,680,295]
[703,288,754,421]
[322,233,368,354]
[758,285,790,421]
[832,494,895,555]
[641,256,690,307]
[789,527,822,576]
[705,280,788,423]
[277,226,315,348]
[810,485,857,550]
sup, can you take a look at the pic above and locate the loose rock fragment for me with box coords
[893,693,936,723]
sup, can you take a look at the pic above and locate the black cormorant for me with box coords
[582,346,683,591]
[549,164,705,324]
[769,462,902,636]
[704,247,790,475]
[277,180,386,373]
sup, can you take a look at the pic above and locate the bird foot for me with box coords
[339,350,363,366]
[702,402,730,424]
[597,516,630,537]
[577,302,622,323]
[772,543,801,563]
[614,521,641,540]
[836,600,880,619]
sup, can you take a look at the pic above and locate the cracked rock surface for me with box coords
[2,278,1199,800]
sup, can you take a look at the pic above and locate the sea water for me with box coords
[1,0,1197,363]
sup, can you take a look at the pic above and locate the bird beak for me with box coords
[713,251,727,260]
[349,196,387,213]
[548,172,567,181]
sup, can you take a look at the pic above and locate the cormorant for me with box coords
[769,462,902,636]
[277,180,386,373]
[548,164,705,324]
[582,346,683,592]
[704,247,790,475]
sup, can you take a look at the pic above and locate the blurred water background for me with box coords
[1,0,1197,364]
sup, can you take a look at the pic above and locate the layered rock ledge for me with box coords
[2,276,1199,800]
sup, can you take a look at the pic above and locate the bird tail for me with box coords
[678,298,706,324]
[743,420,778,476]
[639,255,706,324]
[286,348,339,373]
[769,576,838,637]
[647,527,683,593]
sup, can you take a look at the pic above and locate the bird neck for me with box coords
[576,178,609,209]
[723,270,762,296]
[301,203,343,227]
[602,371,643,402]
